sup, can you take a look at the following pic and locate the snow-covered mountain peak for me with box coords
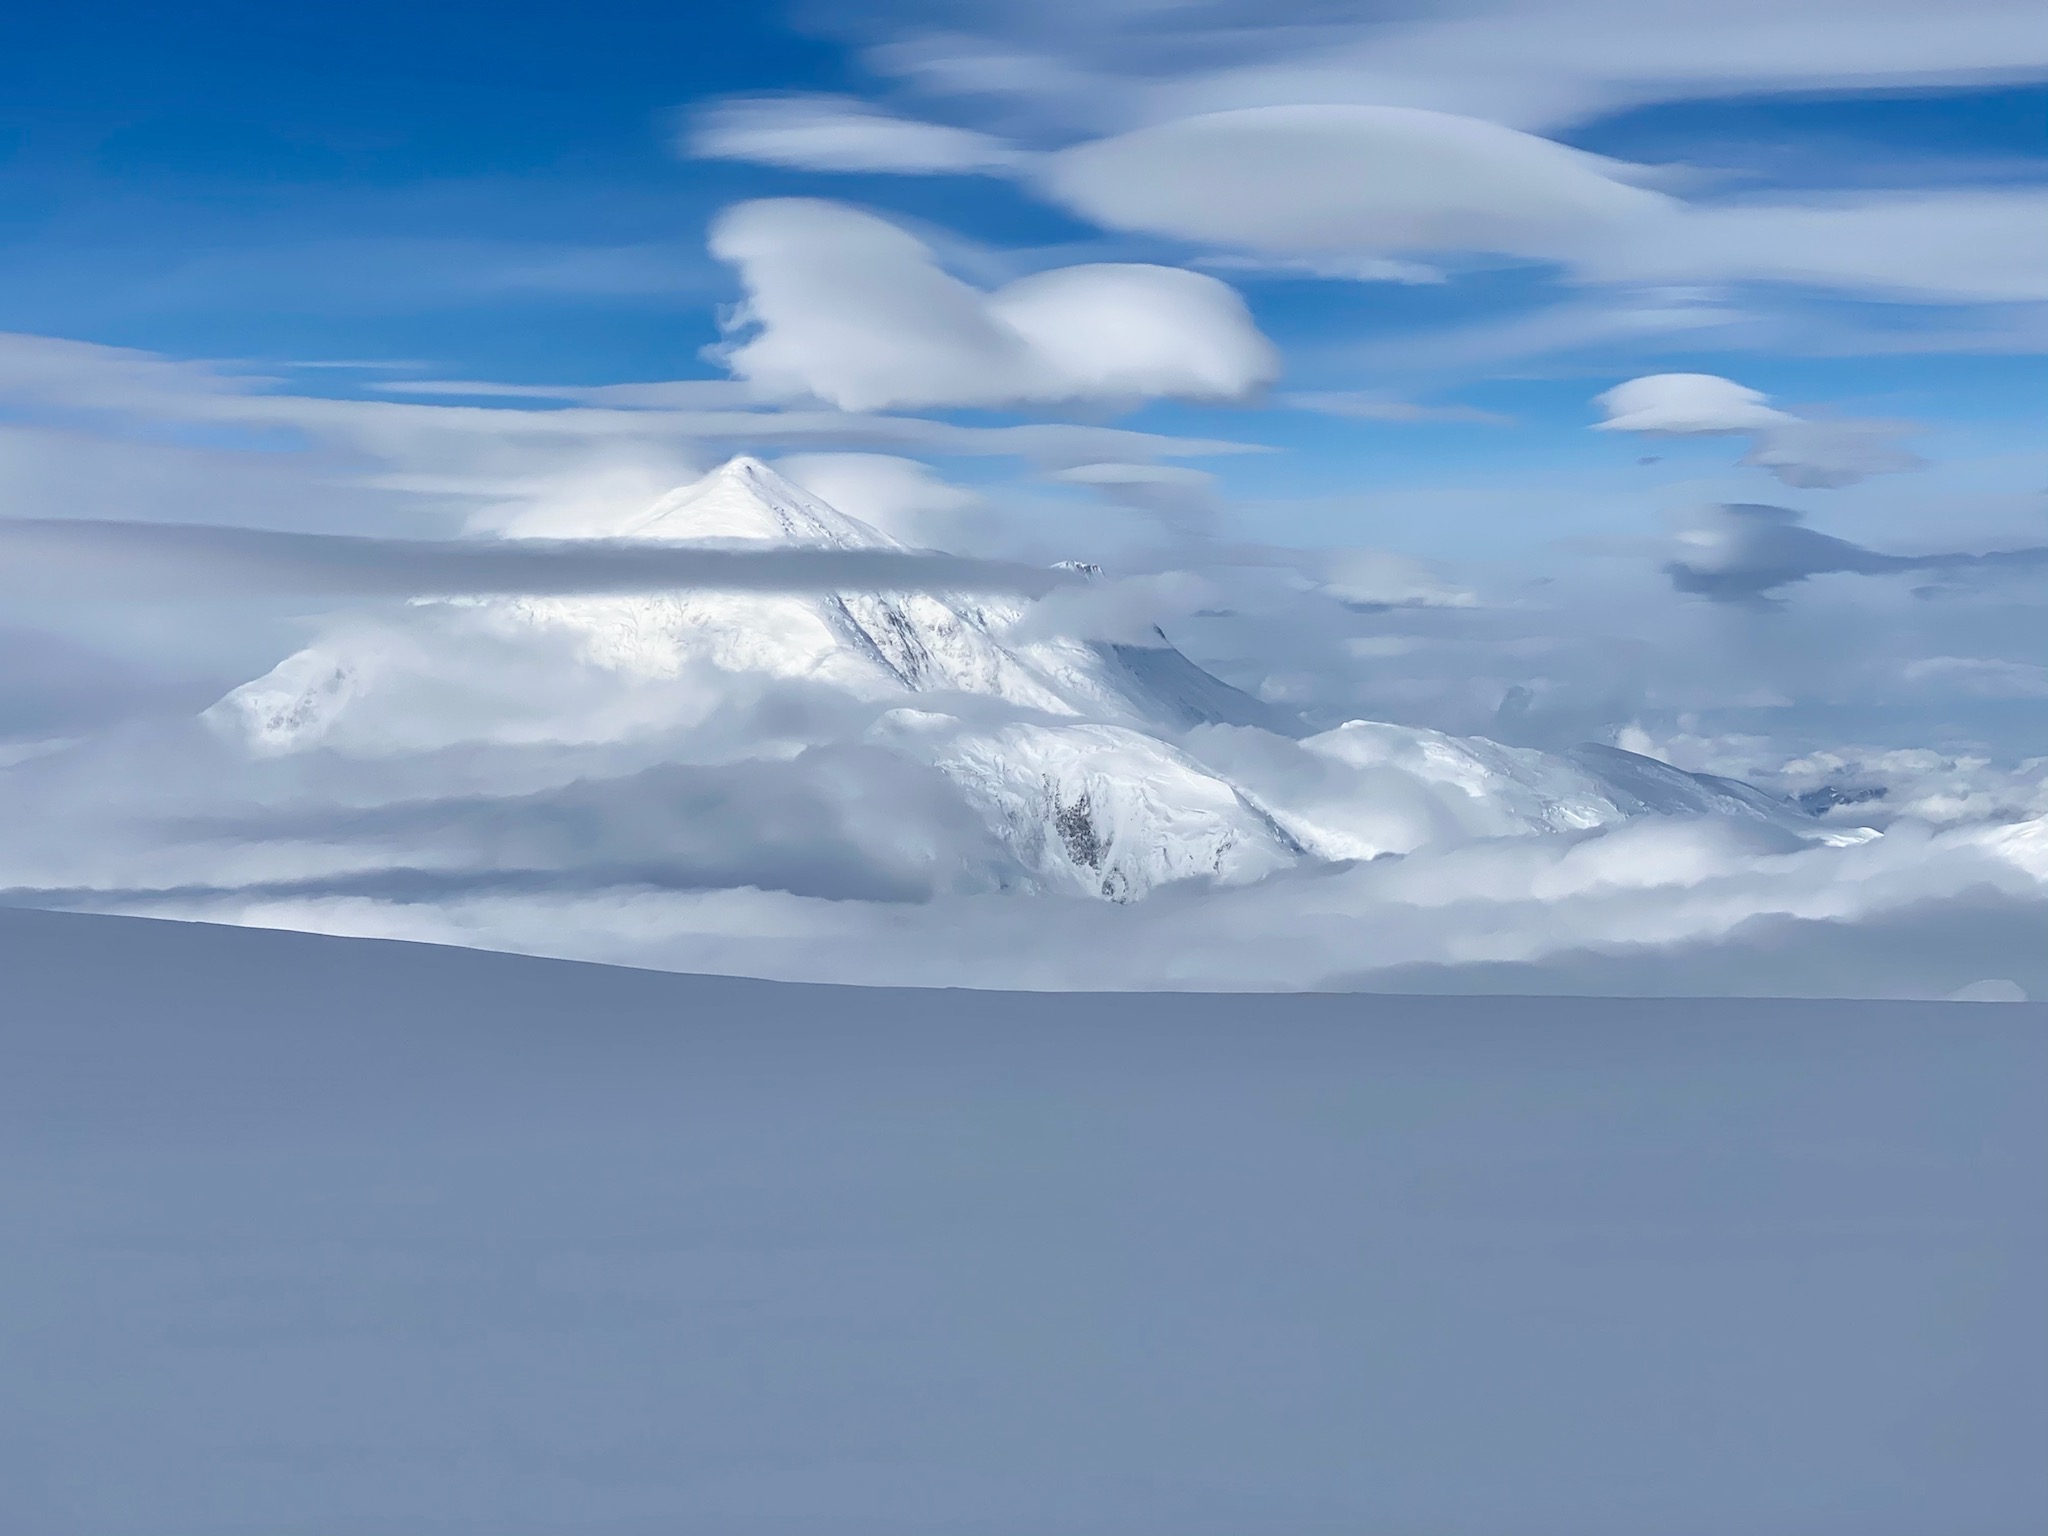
[564,455,899,549]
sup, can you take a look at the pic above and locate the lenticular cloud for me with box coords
[1039,105,1673,263]
[1595,372,1924,488]
[1594,373,1795,434]
[707,199,1280,411]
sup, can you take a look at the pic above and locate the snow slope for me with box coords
[5,908,2043,1536]
[201,457,1844,902]
[1193,720,1861,864]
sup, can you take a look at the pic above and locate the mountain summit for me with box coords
[524,455,898,548]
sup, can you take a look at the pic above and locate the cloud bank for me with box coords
[3,446,2046,998]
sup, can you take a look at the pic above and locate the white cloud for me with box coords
[1347,293,1752,376]
[750,8,2048,313]
[706,198,1280,411]
[1595,373,1923,489]
[1006,570,1220,646]
[1594,373,1794,434]
[1198,253,1447,284]
[118,804,2048,996]
[0,333,1262,512]
[1318,549,1478,610]
[987,263,1278,402]
[1039,121,2048,307]
[1039,105,1674,263]
[848,0,2048,136]
[1049,461,1221,526]
[0,330,1271,704]
[772,453,983,547]
[1592,190,2048,304]
[1740,420,1925,490]
[0,517,1080,603]
[1284,392,1515,426]
[706,201,1025,411]
[1613,731,2048,830]
[1900,656,2048,700]
[1162,2,2048,131]
[686,94,1025,174]
[664,50,2048,329]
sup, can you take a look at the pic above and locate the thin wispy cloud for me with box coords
[0,518,1087,601]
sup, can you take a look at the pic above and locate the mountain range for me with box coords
[204,456,1854,902]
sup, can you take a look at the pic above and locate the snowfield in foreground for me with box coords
[5,907,2044,1536]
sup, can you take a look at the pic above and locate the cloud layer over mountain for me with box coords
[3,457,2043,1000]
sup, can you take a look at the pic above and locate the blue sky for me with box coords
[7,4,2044,412]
